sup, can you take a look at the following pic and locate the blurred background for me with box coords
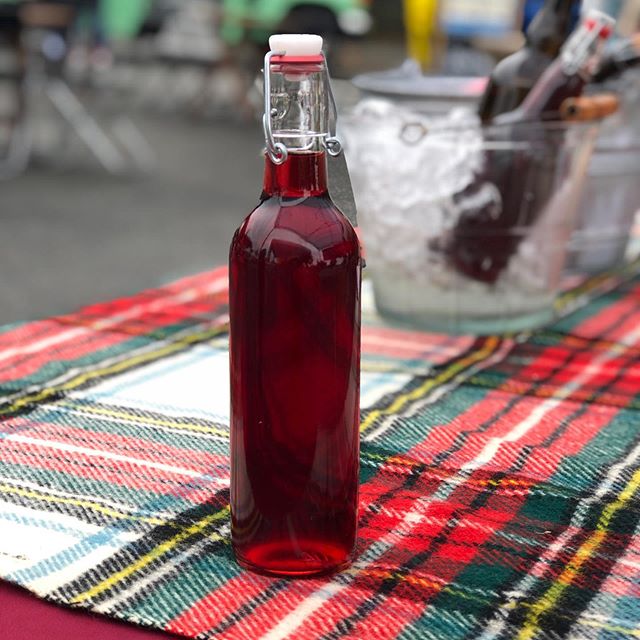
[1,0,639,324]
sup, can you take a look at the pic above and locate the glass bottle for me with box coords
[478,0,578,123]
[494,10,615,125]
[439,11,614,285]
[229,35,361,578]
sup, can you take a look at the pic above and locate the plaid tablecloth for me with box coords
[1,265,640,640]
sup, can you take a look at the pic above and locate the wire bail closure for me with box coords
[263,50,342,165]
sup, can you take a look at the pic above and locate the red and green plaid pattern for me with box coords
[1,264,640,639]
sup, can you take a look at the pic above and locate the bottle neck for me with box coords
[494,57,586,124]
[518,58,587,120]
[495,12,613,124]
[262,151,329,198]
[527,0,576,56]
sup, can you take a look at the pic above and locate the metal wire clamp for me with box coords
[263,49,343,165]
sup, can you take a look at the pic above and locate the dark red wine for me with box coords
[229,151,361,577]
[440,131,559,284]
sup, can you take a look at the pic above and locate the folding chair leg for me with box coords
[0,124,32,180]
[46,77,127,174]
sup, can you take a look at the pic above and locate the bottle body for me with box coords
[229,152,361,577]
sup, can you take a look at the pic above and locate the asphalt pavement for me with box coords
[0,34,401,326]
[0,112,264,325]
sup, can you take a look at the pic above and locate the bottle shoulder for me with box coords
[491,47,552,86]
[230,195,360,265]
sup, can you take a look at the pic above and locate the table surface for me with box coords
[0,581,171,640]
[1,265,640,640]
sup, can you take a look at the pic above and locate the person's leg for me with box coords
[90,0,106,48]
[0,6,26,126]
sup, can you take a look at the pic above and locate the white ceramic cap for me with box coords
[268,34,323,56]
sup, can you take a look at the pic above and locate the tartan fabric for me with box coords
[1,264,640,639]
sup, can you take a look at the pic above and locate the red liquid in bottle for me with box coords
[229,151,361,577]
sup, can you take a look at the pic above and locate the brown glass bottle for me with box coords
[478,0,577,123]
[442,11,614,285]
[494,12,615,126]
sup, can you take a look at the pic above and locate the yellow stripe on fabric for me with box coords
[360,337,501,434]
[361,570,640,637]
[58,401,229,438]
[364,451,539,491]
[0,483,228,544]
[556,273,611,308]
[70,505,230,605]
[516,466,640,640]
[361,362,430,375]
[567,617,640,638]
[362,568,493,605]
[556,258,640,310]
[0,483,166,526]
[503,601,640,638]
[467,375,640,411]
[1,327,226,417]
